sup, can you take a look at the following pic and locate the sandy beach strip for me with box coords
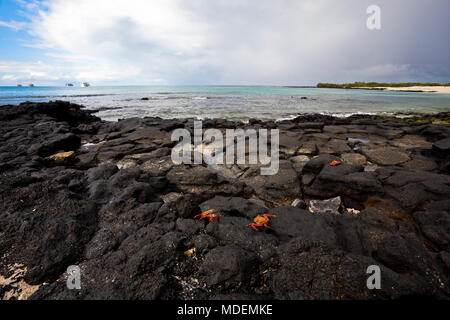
[356,86,450,94]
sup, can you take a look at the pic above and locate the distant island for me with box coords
[317,82,450,88]
[317,82,450,94]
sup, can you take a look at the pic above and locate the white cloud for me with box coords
[18,0,363,84]
[0,20,28,30]
[0,60,64,82]
[1,0,449,84]
[0,58,146,83]
[14,0,42,12]
[2,74,19,81]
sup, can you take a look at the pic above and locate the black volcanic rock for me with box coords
[433,137,450,156]
[200,245,258,286]
[0,100,100,125]
[0,101,449,300]
[413,211,450,251]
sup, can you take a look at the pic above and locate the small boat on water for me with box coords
[65,83,74,87]
[81,82,90,87]
[28,83,34,87]
[17,84,22,87]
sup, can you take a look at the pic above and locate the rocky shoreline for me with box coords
[1,101,449,300]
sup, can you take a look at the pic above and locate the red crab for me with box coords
[328,160,343,167]
[247,214,277,231]
[194,209,220,223]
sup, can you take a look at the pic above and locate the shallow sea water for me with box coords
[1,85,449,121]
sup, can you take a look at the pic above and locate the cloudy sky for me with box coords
[0,0,449,85]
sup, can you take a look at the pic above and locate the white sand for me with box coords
[0,264,41,300]
[357,86,450,94]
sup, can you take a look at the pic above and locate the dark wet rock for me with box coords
[166,165,245,197]
[319,163,364,176]
[200,245,258,286]
[413,211,450,251]
[371,126,404,140]
[306,129,326,134]
[305,170,383,201]
[0,184,98,285]
[296,141,317,155]
[272,241,431,299]
[361,146,410,166]
[243,160,301,205]
[302,154,341,175]
[141,156,174,176]
[319,139,351,155]
[167,165,218,186]
[290,155,310,173]
[29,133,81,157]
[386,182,435,211]
[433,137,450,154]
[271,204,446,299]
[382,171,450,210]
[389,135,432,150]
[423,200,450,213]
[0,100,100,125]
[123,147,171,164]
[279,131,303,155]
[87,162,119,182]
[34,230,184,300]
[383,170,450,189]
[323,125,347,135]
[305,133,330,143]
[175,218,203,236]
[301,173,315,186]
[303,156,382,201]
[357,207,397,230]
[1,102,450,300]
[199,196,268,219]
[170,193,200,218]
[438,251,450,276]
[269,206,336,241]
[248,118,261,125]
[420,124,450,141]
[186,234,218,254]
[440,159,450,173]
[341,153,367,166]
[297,122,324,130]
[210,163,244,180]
[401,157,438,172]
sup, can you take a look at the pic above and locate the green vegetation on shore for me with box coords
[369,114,450,125]
[317,82,450,88]
[404,116,450,125]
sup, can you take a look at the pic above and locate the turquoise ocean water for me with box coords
[1,85,450,121]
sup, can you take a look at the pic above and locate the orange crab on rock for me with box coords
[194,209,220,224]
[328,160,343,167]
[247,214,277,231]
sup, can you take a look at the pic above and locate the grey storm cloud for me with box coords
[2,0,450,84]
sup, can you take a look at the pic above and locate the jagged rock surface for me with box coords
[0,101,449,300]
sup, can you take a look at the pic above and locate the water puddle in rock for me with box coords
[81,141,105,150]
[347,137,371,144]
